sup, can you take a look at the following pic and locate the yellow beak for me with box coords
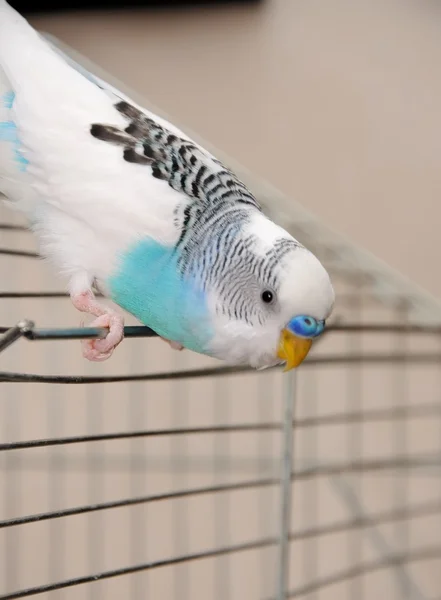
[277,329,313,371]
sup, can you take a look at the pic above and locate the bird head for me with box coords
[204,212,334,370]
[272,245,334,370]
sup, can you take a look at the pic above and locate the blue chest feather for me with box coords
[108,238,213,354]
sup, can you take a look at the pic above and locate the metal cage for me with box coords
[1,39,441,600]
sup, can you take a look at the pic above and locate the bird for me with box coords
[0,0,334,370]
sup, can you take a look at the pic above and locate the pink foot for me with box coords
[161,337,184,351]
[71,290,124,362]
[81,312,124,361]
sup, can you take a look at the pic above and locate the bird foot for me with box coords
[81,312,125,361]
[71,290,124,362]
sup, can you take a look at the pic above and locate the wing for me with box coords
[45,36,261,218]
[91,101,260,208]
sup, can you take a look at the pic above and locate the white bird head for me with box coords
[204,212,335,369]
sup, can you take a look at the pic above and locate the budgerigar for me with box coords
[0,1,334,370]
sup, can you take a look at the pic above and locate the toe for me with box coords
[80,312,124,358]
[94,316,124,353]
[82,340,114,362]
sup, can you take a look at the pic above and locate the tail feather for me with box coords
[0,1,53,212]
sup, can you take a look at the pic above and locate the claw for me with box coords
[162,338,184,351]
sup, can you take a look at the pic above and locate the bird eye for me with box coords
[261,290,274,304]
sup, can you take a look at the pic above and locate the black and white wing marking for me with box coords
[90,101,261,211]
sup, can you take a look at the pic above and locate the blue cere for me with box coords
[287,315,325,339]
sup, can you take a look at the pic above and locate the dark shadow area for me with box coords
[10,0,263,15]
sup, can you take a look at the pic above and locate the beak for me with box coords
[277,329,313,371]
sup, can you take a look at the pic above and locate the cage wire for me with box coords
[1,37,441,600]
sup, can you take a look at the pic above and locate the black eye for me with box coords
[304,318,312,326]
[261,290,274,304]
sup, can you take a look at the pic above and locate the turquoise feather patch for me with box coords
[108,238,213,354]
[2,91,15,109]
[0,91,29,172]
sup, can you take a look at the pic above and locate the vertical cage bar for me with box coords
[47,327,66,584]
[86,382,104,600]
[302,370,318,599]
[172,351,189,600]
[2,383,20,594]
[1,267,24,594]
[347,284,364,600]
[130,341,148,600]
[214,375,232,600]
[276,371,297,600]
[258,371,275,597]
[394,304,410,598]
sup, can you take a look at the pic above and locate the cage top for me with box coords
[43,34,441,326]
